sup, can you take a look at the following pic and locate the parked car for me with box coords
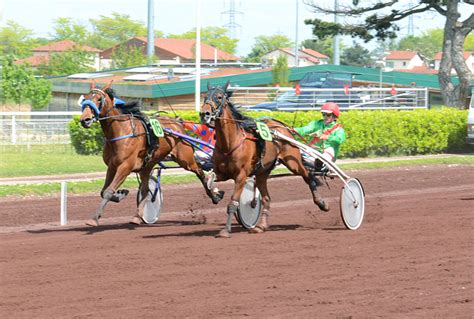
[246,71,360,112]
[467,95,474,144]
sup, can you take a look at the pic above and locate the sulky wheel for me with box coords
[340,178,365,230]
[137,175,163,224]
[236,178,262,229]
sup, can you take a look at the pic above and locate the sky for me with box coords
[0,0,451,57]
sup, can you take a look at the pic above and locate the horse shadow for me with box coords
[142,223,304,239]
[25,221,338,238]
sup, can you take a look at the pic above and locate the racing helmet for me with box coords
[320,102,341,117]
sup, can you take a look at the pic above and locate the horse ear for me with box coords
[103,80,114,91]
[223,80,230,92]
[207,81,211,91]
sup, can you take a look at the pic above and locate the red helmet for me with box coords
[321,102,341,117]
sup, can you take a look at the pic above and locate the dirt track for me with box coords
[0,165,473,318]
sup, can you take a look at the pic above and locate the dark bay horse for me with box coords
[200,82,329,238]
[79,81,223,226]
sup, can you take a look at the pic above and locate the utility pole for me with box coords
[221,0,243,40]
[147,0,155,65]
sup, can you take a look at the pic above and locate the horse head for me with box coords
[200,80,232,126]
[79,81,114,128]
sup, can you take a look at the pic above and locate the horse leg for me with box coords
[86,163,133,226]
[216,172,247,238]
[249,171,272,234]
[130,164,154,225]
[174,150,224,204]
[85,166,115,226]
[283,155,330,212]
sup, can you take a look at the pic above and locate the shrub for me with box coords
[69,109,471,157]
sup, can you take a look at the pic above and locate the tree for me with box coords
[168,26,238,55]
[0,20,42,58]
[111,45,149,68]
[1,55,51,109]
[245,34,294,62]
[88,12,150,49]
[37,49,95,77]
[272,55,290,87]
[50,17,89,44]
[396,28,444,59]
[304,0,474,108]
[300,38,334,61]
[341,42,374,67]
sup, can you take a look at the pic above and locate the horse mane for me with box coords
[105,87,144,116]
[227,99,253,125]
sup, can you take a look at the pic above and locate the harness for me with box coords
[203,86,265,167]
[81,92,159,164]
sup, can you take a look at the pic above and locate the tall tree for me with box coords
[88,12,149,49]
[341,42,374,67]
[397,28,444,59]
[300,38,334,61]
[37,50,95,76]
[111,45,149,68]
[1,55,51,109]
[245,34,294,63]
[50,17,89,44]
[168,26,238,55]
[304,0,474,108]
[272,55,290,86]
[0,21,40,58]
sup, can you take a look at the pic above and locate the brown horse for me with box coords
[79,81,223,226]
[200,82,329,238]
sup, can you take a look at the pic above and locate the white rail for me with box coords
[229,86,429,111]
[0,111,81,145]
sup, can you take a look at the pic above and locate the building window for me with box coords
[403,61,407,66]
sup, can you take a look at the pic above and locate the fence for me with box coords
[0,111,80,145]
[229,86,429,111]
[0,86,429,145]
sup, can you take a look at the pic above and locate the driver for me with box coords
[294,102,346,172]
[183,121,215,171]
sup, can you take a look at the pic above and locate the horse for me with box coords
[79,81,224,226]
[200,81,329,238]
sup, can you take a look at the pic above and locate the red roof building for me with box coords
[384,51,426,70]
[100,37,239,66]
[15,40,102,70]
[434,51,473,74]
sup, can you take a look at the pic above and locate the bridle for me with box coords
[200,86,229,125]
[80,88,109,121]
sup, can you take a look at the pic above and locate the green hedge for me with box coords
[69,109,472,157]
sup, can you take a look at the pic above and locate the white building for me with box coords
[262,48,329,67]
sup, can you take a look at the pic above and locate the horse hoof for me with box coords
[316,200,330,212]
[249,225,266,234]
[215,229,231,238]
[129,216,142,225]
[211,190,225,204]
[85,219,99,227]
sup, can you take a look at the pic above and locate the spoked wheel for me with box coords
[340,178,365,230]
[137,175,163,224]
[236,178,262,229]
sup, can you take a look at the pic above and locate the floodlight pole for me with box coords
[195,0,202,112]
[294,0,299,67]
[333,0,340,65]
[147,0,155,65]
